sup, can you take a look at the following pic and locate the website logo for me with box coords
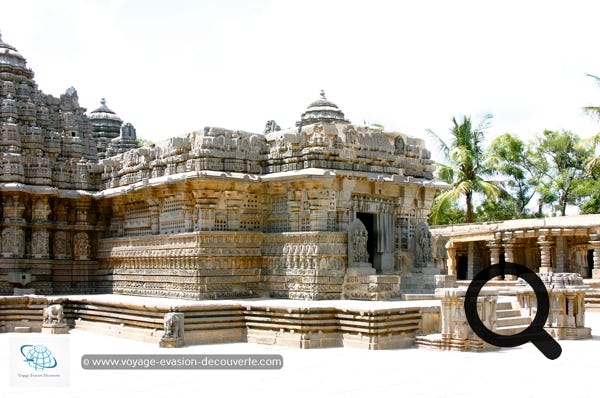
[20,344,58,371]
[10,336,69,387]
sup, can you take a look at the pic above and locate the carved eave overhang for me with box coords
[0,183,95,198]
[430,214,600,240]
[260,168,337,183]
[95,170,262,200]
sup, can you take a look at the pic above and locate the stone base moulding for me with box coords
[0,294,438,350]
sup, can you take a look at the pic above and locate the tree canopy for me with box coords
[427,115,500,224]
[428,125,597,224]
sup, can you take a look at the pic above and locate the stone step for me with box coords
[496,308,521,318]
[496,301,515,311]
[496,325,528,335]
[497,315,532,327]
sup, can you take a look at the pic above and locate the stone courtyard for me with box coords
[2,310,600,398]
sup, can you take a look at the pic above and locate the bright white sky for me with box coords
[2,0,600,158]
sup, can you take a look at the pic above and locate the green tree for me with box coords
[427,115,500,224]
[528,130,595,216]
[485,133,536,218]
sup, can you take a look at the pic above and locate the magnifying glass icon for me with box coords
[464,262,562,360]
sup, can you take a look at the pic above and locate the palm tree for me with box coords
[581,74,600,173]
[583,74,600,120]
[427,115,500,223]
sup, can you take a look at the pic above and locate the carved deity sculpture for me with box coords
[347,219,371,268]
[415,221,432,268]
[73,232,90,260]
[394,136,405,155]
[31,229,49,257]
[263,120,281,134]
[354,231,369,263]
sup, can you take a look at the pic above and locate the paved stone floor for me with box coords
[2,310,599,398]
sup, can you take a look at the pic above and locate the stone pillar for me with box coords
[554,235,567,273]
[487,239,502,280]
[467,242,479,280]
[589,233,600,279]
[149,203,160,234]
[183,204,194,232]
[375,213,394,274]
[502,234,516,280]
[446,240,456,276]
[538,234,554,274]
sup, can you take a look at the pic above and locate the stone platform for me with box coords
[1,294,441,350]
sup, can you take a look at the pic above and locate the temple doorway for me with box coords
[588,250,594,278]
[457,255,468,280]
[356,212,375,265]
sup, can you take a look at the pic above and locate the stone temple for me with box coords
[0,34,446,301]
[2,34,598,351]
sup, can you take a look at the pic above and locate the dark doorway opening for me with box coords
[588,250,594,278]
[457,255,468,280]
[498,253,506,279]
[356,212,375,265]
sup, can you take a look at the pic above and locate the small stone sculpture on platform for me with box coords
[160,312,184,348]
[42,304,68,334]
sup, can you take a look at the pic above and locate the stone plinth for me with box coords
[517,273,591,340]
[341,268,400,300]
[42,323,69,334]
[416,287,498,352]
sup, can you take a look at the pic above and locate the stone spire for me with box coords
[296,90,349,127]
[89,98,124,158]
[0,31,30,73]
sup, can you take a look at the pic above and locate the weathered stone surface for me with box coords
[416,288,499,352]
[517,273,592,339]
[0,34,445,301]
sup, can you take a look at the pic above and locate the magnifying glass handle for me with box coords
[531,331,562,360]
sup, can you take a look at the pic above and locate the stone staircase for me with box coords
[495,298,532,335]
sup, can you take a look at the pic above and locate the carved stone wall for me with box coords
[97,232,263,299]
[261,232,347,300]
[0,33,445,300]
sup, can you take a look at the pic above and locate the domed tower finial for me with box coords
[296,90,349,127]
[100,98,106,106]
